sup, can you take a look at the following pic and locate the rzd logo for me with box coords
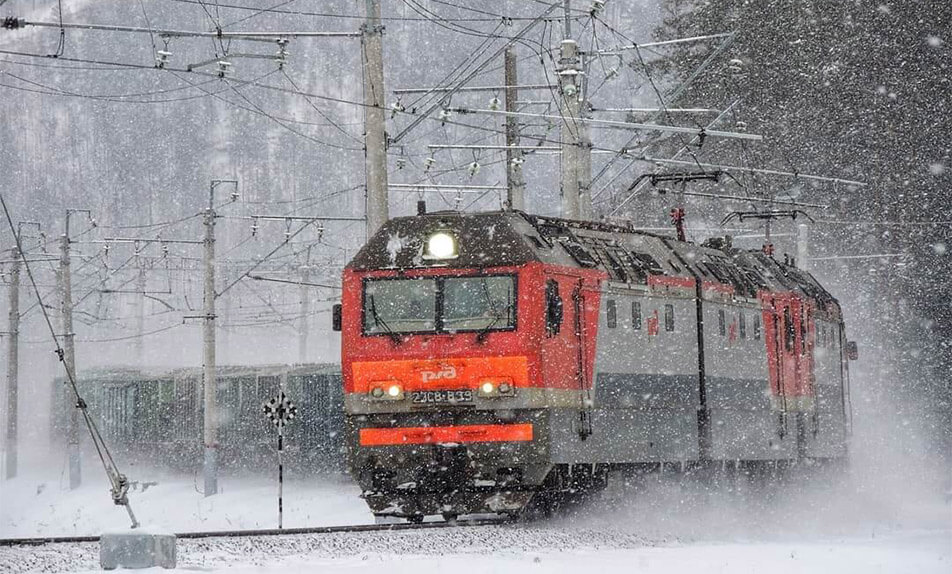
[421,365,457,382]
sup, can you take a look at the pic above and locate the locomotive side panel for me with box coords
[551,285,700,463]
[802,318,849,458]
[704,298,797,460]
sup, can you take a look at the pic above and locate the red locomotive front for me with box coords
[339,212,603,521]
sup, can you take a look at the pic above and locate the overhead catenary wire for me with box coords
[600,100,742,215]
[588,20,739,189]
[390,1,560,144]
[0,48,560,149]
[167,0,576,22]
[640,157,867,187]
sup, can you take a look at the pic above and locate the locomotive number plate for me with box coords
[410,390,473,404]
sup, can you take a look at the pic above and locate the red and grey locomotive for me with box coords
[336,210,853,521]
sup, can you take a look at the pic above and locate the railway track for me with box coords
[0,516,510,547]
[0,515,660,574]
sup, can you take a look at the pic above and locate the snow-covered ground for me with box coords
[0,467,372,537]
[1,457,949,574]
[0,522,948,574]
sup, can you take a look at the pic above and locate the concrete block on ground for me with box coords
[99,527,177,570]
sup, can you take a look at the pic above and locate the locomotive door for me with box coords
[540,273,590,437]
[762,294,798,433]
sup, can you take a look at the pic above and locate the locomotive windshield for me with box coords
[363,275,516,335]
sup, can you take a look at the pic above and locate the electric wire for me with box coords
[166,0,571,22]
[217,0,299,30]
[0,190,139,528]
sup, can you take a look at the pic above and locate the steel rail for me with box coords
[0,517,510,547]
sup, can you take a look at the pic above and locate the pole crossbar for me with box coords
[451,108,763,140]
[583,32,734,55]
[393,84,554,95]
[428,144,560,151]
[7,19,360,42]
[641,157,867,187]
[390,183,504,189]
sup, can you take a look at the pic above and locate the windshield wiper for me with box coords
[475,287,513,343]
[369,295,402,344]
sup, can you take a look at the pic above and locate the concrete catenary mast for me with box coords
[362,0,389,237]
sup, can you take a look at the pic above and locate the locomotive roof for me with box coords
[348,211,838,309]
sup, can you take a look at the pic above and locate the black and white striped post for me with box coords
[263,392,297,529]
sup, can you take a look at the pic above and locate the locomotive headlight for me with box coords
[369,384,403,400]
[477,381,499,397]
[478,380,514,398]
[424,231,458,260]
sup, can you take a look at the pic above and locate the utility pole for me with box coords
[558,37,582,220]
[797,223,810,272]
[5,248,19,479]
[362,0,389,238]
[61,220,80,489]
[203,184,218,497]
[298,247,311,364]
[562,0,572,39]
[504,46,526,211]
[135,254,146,367]
[50,248,63,454]
[219,276,231,366]
[578,52,593,221]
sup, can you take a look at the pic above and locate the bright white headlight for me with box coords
[387,384,403,397]
[480,382,496,395]
[426,232,458,259]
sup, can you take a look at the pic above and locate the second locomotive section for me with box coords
[338,211,851,520]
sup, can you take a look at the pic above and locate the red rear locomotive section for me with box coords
[338,211,853,521]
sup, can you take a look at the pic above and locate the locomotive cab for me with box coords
[339,212,602,520]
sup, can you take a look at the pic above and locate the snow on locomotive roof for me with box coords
[348,210,838,311]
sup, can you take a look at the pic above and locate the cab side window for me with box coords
[545,279,563,336]
[664,304,675,332]
[631,301,642,330]
[606,299,617,328]
[784,307,794,352]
